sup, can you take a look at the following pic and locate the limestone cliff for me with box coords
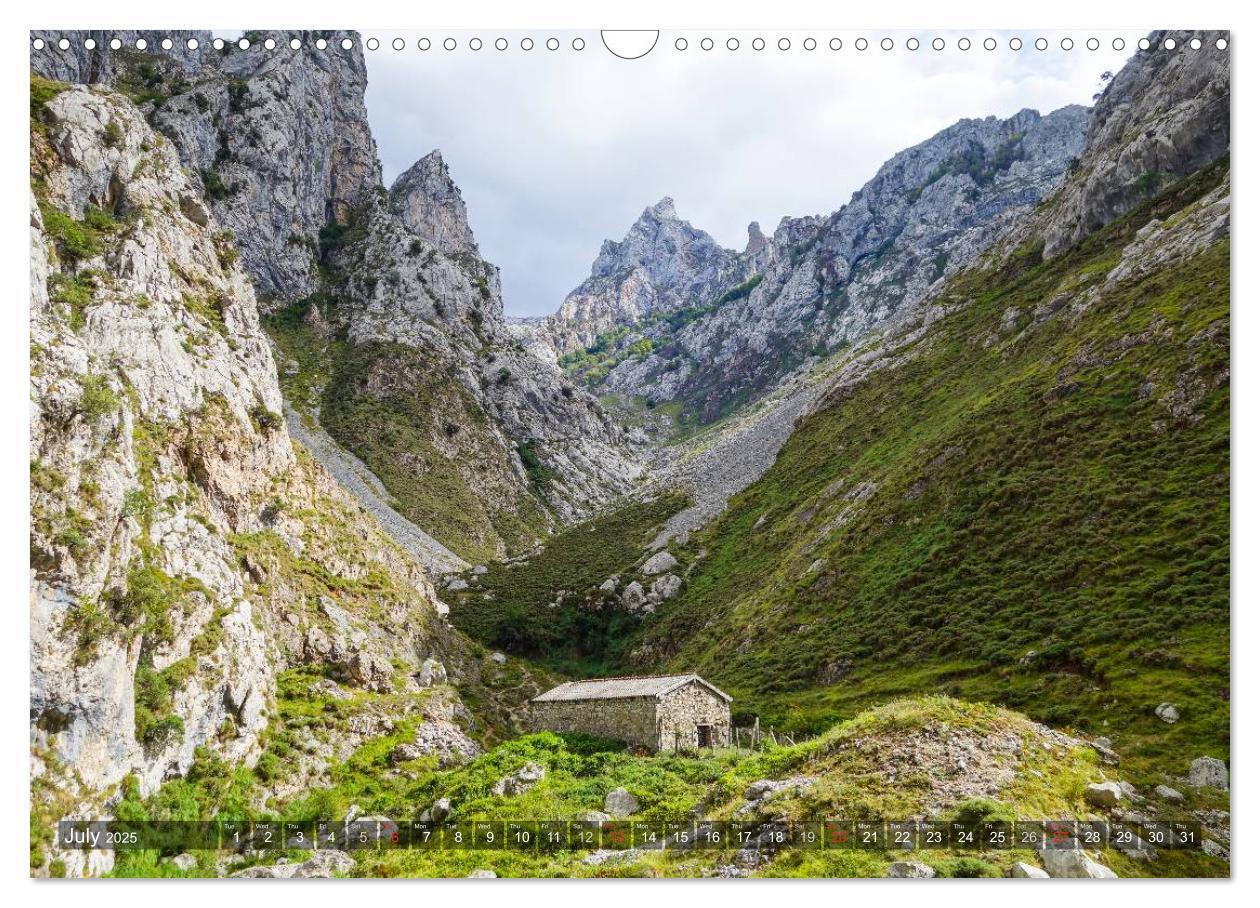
[32,29,382,303]
[29,81,508,877]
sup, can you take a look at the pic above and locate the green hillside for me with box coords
[634,161,1230,787]
[105,694,1226,878]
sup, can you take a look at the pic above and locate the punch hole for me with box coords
[600,30,660,59]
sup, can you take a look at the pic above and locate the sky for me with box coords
[363,30,1132,317]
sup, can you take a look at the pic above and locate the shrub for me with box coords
[102,119,124,148]
[77,373,119,421]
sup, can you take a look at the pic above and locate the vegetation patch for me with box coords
[449,493,686,675]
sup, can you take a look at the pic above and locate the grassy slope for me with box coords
[263,297,551,563]
[447,493,687,676]
[109,695,1225,878]
[634,162,1230,788]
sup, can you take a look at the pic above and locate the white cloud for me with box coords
[364,30,1130,316]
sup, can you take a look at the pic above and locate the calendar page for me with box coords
[28,27,1229,881]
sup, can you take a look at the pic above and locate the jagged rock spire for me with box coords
[388,149,480,256]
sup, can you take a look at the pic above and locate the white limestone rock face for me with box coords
[33,29,381,304]
[541,106,1088,423]
[1037,30,1230,256]
[31,86,292,803]
[389,150,481,256]
[29,85,459,877]
[545,197,748,355]
[33,29,645,560]
[326,192,645,535]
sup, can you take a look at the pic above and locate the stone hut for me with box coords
[529,674,732,752]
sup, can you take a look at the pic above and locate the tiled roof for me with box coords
[531,673,732,703]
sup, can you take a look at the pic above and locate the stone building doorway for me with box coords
[697,724,713,748]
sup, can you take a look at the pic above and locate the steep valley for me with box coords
[28,29,1230,880]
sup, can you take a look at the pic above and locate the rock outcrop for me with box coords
[389,150,481,256]
[1037,30,1230,255]
[32,30,382,304]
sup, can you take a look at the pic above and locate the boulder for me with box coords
[410,720,482,768]
[1010,861,1049,878]
[604,787,639,818]
[887,860,936,878]
[492,761,546,796]
[389,743,425,764]
[308,678,351,701]
[650,574,682,601]
[1202,838,1229,860]
[577,810,611,823]
[1154,784,1184,803]
[621,581,647,612]
[641,551,678,575]
[467,869,497,878]
[162,853,198,872]
[416,657,447,687]
[446,577,469,592]
[490,652,507,665]
[471,565,488,575]
[1155,702,1180,724]
[599,576,619,593]
[1084,781,1125,808]
[347,649,393,692]
[1188,756,1229,790]
[430,797,451,823]
[1090,739,1121,765]
[232,850,355,878]
[1038,849,1117,879]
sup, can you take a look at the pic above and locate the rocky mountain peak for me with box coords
[388,149,481,256]
[745,221,769,256]
[646,196,678,220]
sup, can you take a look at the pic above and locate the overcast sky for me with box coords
[363,31,1131,317]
